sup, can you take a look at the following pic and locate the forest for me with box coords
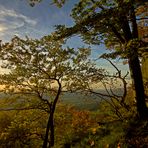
[0,0,147,148]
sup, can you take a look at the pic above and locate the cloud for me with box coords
[0,5,37,40]
[0,5,37,26]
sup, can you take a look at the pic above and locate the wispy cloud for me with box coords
[0,5,37,41]
[0,5,37,26]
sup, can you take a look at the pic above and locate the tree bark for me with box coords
[42,80,61,148]
[128,2,148,119]
[49,111,54,147]
[128,49,148,119]
[42,112,54,148]
[116,1,148,119]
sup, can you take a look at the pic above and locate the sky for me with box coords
[0,0,129,74]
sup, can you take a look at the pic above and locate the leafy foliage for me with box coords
[0,110,46,148]
[53,0,148,119]
[28,0,67,7]
[0,34,107,147]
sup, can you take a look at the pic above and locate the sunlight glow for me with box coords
[0,25,7,32]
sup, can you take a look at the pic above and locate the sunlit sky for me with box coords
[0,0,129,74]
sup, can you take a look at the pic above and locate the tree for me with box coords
[28,0,148,119]
[51,0,148,119]
[0,35,105,147]
[28,0,67,7]
[0,110,45,148]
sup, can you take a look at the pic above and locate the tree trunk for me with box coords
[49,112,54,147]
[42,111,54,148]
[118,2,148,119]
[128,49,148,119]
[42,80,61,148]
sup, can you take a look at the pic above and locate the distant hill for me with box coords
[0,89,124,111]
[60,88,124,110]
[60,92,101,111]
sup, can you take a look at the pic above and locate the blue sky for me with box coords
[0,0,74,40]
[0,0,128,74]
